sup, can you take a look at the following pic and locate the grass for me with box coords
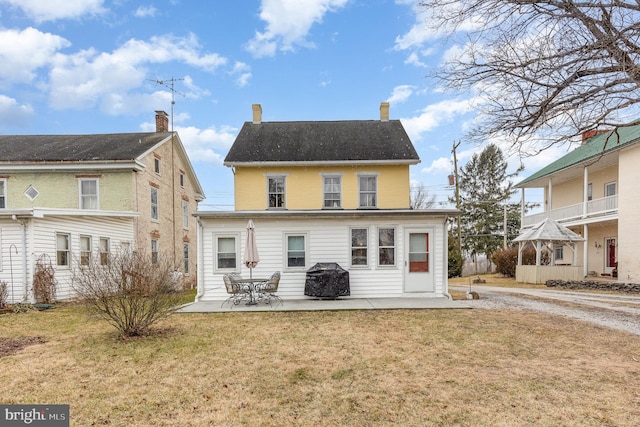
[1,298,640,426]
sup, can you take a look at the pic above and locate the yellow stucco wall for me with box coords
[234,164,411,210]
[4,171,134,210]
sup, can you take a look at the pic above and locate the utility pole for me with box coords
[452,140,462,253]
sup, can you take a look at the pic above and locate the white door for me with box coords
[404,229,434,293]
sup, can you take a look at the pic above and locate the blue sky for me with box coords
[0,0,551,209]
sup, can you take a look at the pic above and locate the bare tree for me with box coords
[420,1,640,152]
[410,182,437,209]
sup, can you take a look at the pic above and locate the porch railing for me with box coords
[522,195,618,227]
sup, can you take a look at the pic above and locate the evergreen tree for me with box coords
[452,144,522,264]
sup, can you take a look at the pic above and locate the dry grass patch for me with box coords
[1,305,639,426]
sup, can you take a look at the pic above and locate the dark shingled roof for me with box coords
[224,120,419,164]
[0,132,171,162]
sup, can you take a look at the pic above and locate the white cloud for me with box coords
[175,124,238,164]
[421,156,451,175]
[400,98,474,142]
[134,5,158,18]
[386,85,415,105]
[230,62,252,87]
[245,0,349,58]
[0,27,70,83]
[0,0,106,22]
[0,94,35,129]
[48,34,227,111]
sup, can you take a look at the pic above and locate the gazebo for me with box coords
[514,217,585,284]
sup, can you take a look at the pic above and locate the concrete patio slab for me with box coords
[177,297,471,313]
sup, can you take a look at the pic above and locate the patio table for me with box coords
[234,278,268,306]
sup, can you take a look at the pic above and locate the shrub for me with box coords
[0,280,7,308]
[33,255,57,304]
[448,239,463,278]
[72,250,183,337]
[492,246,551,277]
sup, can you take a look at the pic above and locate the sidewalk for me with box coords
[178,297,471,313]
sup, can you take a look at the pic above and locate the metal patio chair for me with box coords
[257,271,282,307]
[221,273,249,308]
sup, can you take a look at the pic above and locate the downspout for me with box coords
[11,215,29,303]
[442,215,452,300]
[195,216,204,302]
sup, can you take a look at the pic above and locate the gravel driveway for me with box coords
[451,285,640,337]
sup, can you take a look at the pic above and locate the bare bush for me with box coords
[72,250,183,337]
[33,255,57,304]
[0,281,7,308]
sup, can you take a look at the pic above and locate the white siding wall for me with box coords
[0,220,30,303]
[198,215,448,300]
[29,216,135,301]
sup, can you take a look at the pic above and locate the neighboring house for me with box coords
[0,111,204,303]
[195,103,457,300]
[516,126,640,283]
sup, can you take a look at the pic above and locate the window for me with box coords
[286,234,306,268]
[359,175,377,208]
[151,239,159,264]
[555,246,564,261]
[378,227,396,266]
[150,187,159,220]
[323,176,342,208]
[605,181,616,197]
[24,185,39,201]
[183,243,190,274]
[0,179,5,208]
[408,232,429,272]
[99,238,110,265]
[179,172,185,187]
[80,235,92,266]
[216,236,237,269]
[182,201,189,229]
[587,183,593,201]
[56,233,70,267]
[267,176,286,208]
[350,228,368,267]
[154,157,161,174]
[79,179,98,209]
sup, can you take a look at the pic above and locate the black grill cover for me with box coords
[304,262,350,298]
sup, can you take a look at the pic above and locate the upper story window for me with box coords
[154,157,161,174]
[79,178,98,209]
[56,233,70,267]
[587,183,593,201]
[605,181,616,197]
[24,185,39,201]
[150,186,159,220]
[0,179,5,209]
[323,176,342,208]
[179,172,185,187]
[267,176,286,209]
[182,200,189,229]
[358,175,378,208]
[350,228,368,267]
[378,227,396,266]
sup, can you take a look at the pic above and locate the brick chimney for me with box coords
[155,110,169,132]
[581,129,609,144]
[380,102,390,121]
[252,104,262,124]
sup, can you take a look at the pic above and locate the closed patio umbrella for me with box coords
[243,219,260,279]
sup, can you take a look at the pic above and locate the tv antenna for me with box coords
[147,76,185,132]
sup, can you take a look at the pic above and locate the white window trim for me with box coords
[79,178,99,210]
[151,238,159,264]
[182,200,189,229]
[24,185,39,201]
[214,233,240,273]
[377,226,397,268]
[0,178,6,209]
[99,237,110,266]
[265,173,288,209]
[356,173,379,209]
[154,157,161,175]
[80,235,92,266]
[349,227,369,268]
[284,232,308,271]
[321,174,343,209]
[56,232,71,268]
[183,243,190,275]
[150,186,159,221]
[605,181,616,197]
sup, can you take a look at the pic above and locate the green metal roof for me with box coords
[517,125,640,187]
